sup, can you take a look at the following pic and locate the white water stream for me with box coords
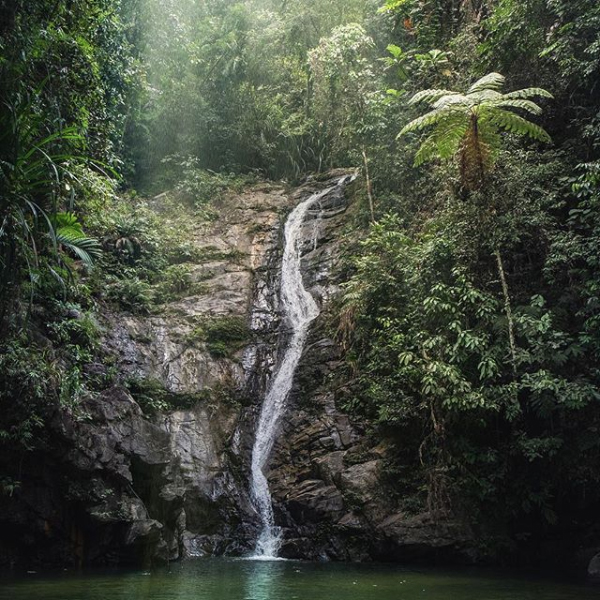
[249,179,346,559]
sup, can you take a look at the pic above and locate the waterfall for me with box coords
[248,177,348,559]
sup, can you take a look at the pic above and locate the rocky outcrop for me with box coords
[102,182,290,395]
[62,385,250,560]
[589,553,600,579]
[0,181,292,567]
[266,337,474,563]
[0,172,476,567]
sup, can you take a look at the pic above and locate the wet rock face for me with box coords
[40,385,249,565]
[255,175,476,563]
[0,173,475,567]
[102,183,290,396]
[267,374,474,563]
[0,181,292,568]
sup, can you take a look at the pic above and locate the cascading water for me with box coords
[248,177,348,559]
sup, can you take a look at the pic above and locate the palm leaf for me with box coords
[53,212,102,267]
[20,128,82,161]
[25,200,58,257]
[56,232,102,267]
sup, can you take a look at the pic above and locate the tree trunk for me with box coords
[361,148,375,223]
[495,247,517,374]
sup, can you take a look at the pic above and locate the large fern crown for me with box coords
[398,72,553,188]
[400,72,553,139]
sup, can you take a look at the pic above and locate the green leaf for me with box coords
[409,89,461,105]
[487,109,552,142]
[467,72,506,94]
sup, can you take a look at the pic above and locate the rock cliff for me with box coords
[0,172,473,567]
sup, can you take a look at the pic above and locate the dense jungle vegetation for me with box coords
[1,0,599,564]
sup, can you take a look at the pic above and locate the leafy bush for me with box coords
[161,155,249,209]
[203,317,250,358]
[45,302,100,349]
[155,264,193,301]
[0,339,54,449]
[105,276,153,313]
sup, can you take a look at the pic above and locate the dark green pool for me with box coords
[0,558,597,600]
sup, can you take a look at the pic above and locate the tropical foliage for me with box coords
[398,72,552,189]
[1,0,600,568]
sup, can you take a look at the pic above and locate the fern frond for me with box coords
[468,90,503,104]
[414,118,468,165]
[488,99,543,115]
[414,138,440,166]
[432,94,470,110]
[487,109,551,142]
[476,121,503,160]
[398,107,464,137]
[467,72,505,94]
[408,89,460,105]
[502,88,553,100]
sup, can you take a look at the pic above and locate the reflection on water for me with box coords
[0,558,597,600]
[243,559,284,600]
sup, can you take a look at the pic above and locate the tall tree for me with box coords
[399,72,552,373]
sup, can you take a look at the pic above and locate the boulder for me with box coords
[286,479,346,523]
[340,460,381,496]
[313,451,345,486]
[588,553,600,579]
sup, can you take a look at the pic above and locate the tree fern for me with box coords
[399,72,553,378]
[399,71,553,189]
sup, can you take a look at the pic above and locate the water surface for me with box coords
[0,558,597,600]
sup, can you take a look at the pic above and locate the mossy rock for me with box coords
[125,377,211,415]
[185,315,251,359]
